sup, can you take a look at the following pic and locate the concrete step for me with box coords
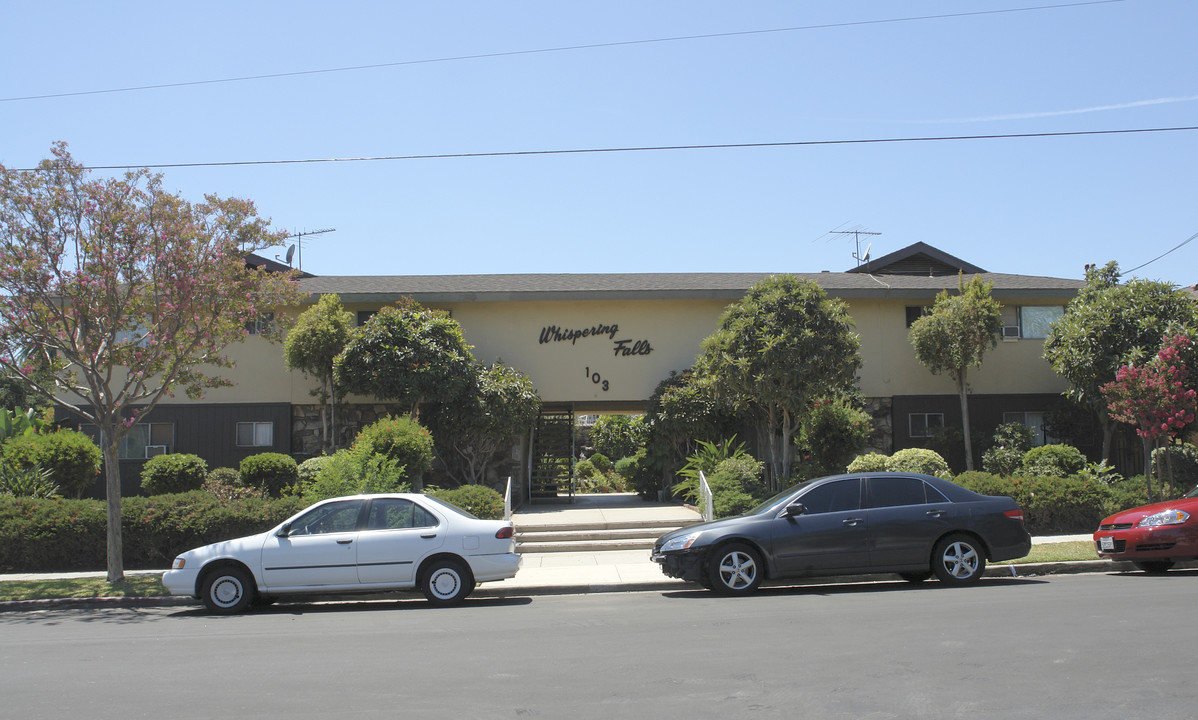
[517,537,661,553]
[516,526,685,544]
[515,520,699,553]
[514,518,698,534]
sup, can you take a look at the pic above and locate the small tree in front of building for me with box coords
[284,293,353,453]
[908,275,1003,471]
[0,143,303,581]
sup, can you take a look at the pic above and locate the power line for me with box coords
[1124,230,1198,275]
[13,124,1195,172]
[0,0,1125,103]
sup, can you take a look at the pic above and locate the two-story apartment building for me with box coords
[72,242,1088,500]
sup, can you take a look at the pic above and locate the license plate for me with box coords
[1100,536,1114,551]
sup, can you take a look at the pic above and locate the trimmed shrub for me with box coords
[2,429,101,498]
[954,471,1114,533]
[714,490,757,518]
[141,454,208,495]
[618,450,659,499]
[303,447,409,503]
[1021,444,1086,478]
[203,467,264,501]
[0,492,305,572]
[354,416,435,480]
[587,452,612,475]
[846,452,889,473]
[426,484,504,520]
[574,459,597,479]
[297,456,333,487]
[240,453,299,497]
[887,448,951,478]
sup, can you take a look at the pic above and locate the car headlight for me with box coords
[171,557,186,570]
[661,532,702,552]
[1138,509,1190,527]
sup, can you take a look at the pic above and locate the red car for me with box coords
[1094,489,1198,573]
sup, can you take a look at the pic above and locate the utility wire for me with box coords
[1124,230,1198,275]
[0,0,1125,103]
[15,124,1195,172]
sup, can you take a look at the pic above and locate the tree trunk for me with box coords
[957,371,974,471]
[102,440,124,583]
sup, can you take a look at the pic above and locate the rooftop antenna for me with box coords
[277,228,335,270]
[830,228,881,267]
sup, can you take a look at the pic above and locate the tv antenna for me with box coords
[829,228,881,267]
[278,228,335,270]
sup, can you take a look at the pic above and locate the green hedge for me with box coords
[426,485,504,520]
[0,492,305,572]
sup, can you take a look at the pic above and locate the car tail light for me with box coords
[495,526,514,540]
[1004,508,1025,524]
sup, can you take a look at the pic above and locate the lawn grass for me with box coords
[1015,540,1098,564]
[0,575,167,602]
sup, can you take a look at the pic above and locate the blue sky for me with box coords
[3,0,1195,286]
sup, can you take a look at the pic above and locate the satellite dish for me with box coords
[862,243,872,263]
[285,245,296,266]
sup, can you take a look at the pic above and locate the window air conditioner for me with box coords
[1001,326,1021,341]
[145,445,168,458]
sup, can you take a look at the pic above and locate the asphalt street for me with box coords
[2,570,1194,719]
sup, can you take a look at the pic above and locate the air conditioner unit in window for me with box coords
[1001,326,1021,341]
[145,445,168,458]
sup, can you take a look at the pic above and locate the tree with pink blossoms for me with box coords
[1102,334,1197,500]
[0,143,304,581]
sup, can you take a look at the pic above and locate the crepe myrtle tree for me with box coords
[1102,334,1197,500]
[0,142,303,581]
[908,274,1003,472]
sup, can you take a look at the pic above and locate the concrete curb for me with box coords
[4,558,1181,612]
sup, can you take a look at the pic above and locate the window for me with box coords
[1003,411,1053,447]
[867,477,931,508]
[244,311,275,335]
[357,310,377,326]
[909,413,944,438]
[83,422,175,459]
[287,500,363,536]
[366,498,438,530]
[796,479,861,514]
[905,306,929,328]
[1018,306,1063,339]
[236,422,274,447]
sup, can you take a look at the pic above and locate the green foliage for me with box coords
[2,429,100,498]
[303,448,410,503]
[334,300,474,417]
[140,454,209,495]
[795,399,873,479]
[355,416,435,479]
[297,456,333,486]
[202,468,265,501]
[615,450,659,499]
[0,407,45,442]
[0,463,58,498]
[981,422,1033,476]
[588,452,612,474]
[951,472,1111,534]
[590,415,647,460]
[425,485,505,520]
[426,362,540,485]
[574,459,596,479]
[239,453,300,497]
[0,492,306,572]
[1152,443,1198,492]
[846,452,889,473]
[697,275,862,484]
[705,455,768,518]
[284,294,354,452]
[672,437,748,503]
[1020,444,1086,478]
[887,448,952,478]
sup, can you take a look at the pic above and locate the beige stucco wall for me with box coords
[188,293,1069,407]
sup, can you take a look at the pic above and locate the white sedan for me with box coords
[162,493,521,613]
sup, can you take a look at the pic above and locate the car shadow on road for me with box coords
[1103,568,1198,578]
[660,576,1048,600]
[167,595,535,617]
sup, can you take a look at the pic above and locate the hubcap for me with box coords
[431,569,460,598]
[942,542,979,578]
[213,577,242,606]
[718,551,756,589]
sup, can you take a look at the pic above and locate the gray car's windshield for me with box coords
[747,481,814,516]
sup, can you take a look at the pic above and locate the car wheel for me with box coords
[708,543,763,595]
[1133,560,1175,574]
[422,559,473,606]
[932,534,986,585]
[200,566,256,614]
[899,571,932,583]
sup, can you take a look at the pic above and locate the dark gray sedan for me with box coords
[652,472,1030,594]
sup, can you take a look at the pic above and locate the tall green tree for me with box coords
[284,293,353,453]
[0,143,302,581]
[1044,262,1198,460]
[334,299,474,420]
[696,275,861,487]
[908,275,1003,471]
[427,362,541,486]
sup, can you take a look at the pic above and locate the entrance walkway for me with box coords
[513,492,701,529]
